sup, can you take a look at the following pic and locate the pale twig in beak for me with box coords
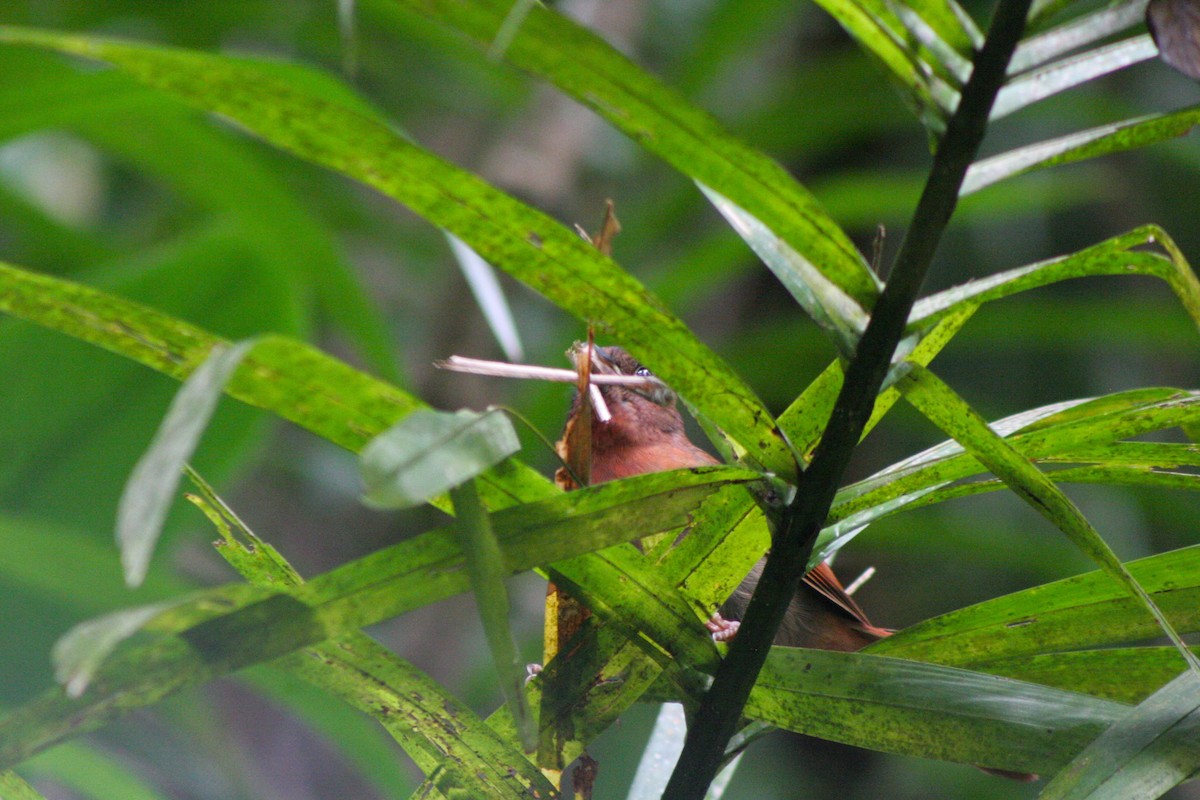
[435,355,662,390]
[587,383,611,422]
[571,342,612,423]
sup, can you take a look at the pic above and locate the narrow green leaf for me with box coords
[0,259,552,510]
[980,648,1200,705]
[991,34,1159,119]
[663,485,770,613]
[549,544,721,673]
[899,366,1200,674]
[909,226,1200,335]
[445,234,523,361]
[1041,670,1200,800]
[451,480,535,752]
[0,772,45,800]
[187,473,556,800]
[830,388,1200,544]
[890,1,973,85]
[530,484,767,770]
[0,27,791,478]
[838,464,1200,539]
[873,544,1200,666]
[1009,0,1149,73]
[805,0,948,127]
[50,601,181,700]
[0,467,753,768]
[115,340,255,586]
[23,742,168,800]
[361,409,520,509]
[390,0,879,307]
[700,185,870,357]
[832,387,1197,524]
[822,443,1200,562]
[533,622,670,771]
[963,106,1200,195]
[777,305,977,464]
[746,649,1127,775]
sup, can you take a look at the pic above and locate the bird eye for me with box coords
[634,366,653,377]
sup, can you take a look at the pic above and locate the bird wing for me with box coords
[801,561,876,629]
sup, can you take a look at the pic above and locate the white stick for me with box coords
[435,355,664,390]
[588,383,612,422]
[843,566,876,596]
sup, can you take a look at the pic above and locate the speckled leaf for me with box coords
[980,648,1200,705]
[0,772,45,800]
[830,387,1200,526]
[746,649,1127,775]
[0,27,791,479]
[909,226,1200,335]
[963,107,1200,195]
[1041,669,1200,800]
[452,480,536,752]
[899,367,1200,673]
[0,466,753,768]
[189,475,555,799]
[0,259,552,511]
[533,483,766,770]
[872,544,1200,666]
[386,0,878,309]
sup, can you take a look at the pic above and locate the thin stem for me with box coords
[661,0,1033,796]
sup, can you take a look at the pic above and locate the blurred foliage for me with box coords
[0,0,1198,798]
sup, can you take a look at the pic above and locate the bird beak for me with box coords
[566,341,616,376]
[567,342,676,408]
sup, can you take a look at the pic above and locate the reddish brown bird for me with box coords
[564,344,889,651]
[562,344,1037,782]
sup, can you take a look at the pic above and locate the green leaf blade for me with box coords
[0,26,793,478]
[361,409,521,509]
[0,466,754,768]
[190,475,555,799]
[451,479,536,752]
[389,0,878,307]
[116,339,255,586]
[748,649,1127,775]
[1041,670,1200,800]
[899,366,1200,674]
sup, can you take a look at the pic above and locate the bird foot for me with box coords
[705,612,741,642]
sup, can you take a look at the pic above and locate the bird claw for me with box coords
[525,663,543,685]
[706,612,741,643]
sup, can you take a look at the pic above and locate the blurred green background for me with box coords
[0,1,1198,798]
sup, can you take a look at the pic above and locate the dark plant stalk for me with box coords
[661,0,1034,796]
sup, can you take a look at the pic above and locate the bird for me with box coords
[561,345,1041,782]
[557,344,1037,781]
[558,344,890,651]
